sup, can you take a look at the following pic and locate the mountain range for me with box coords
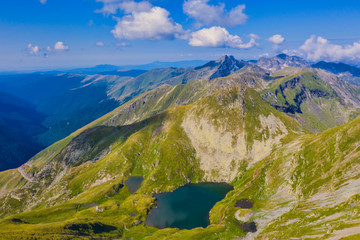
[0,54,360,239]
[1,54,360,169]
[0,55,267,171]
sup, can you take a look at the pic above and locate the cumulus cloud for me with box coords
[97,0,257,49]
[268,34,285,44]
[25,42,69,57]
[295,35,360,63]
[96,41,105,47]
[111,7,184,40]
[54,41,69,51]
[27,44,40,56]
[189,26,257,49]
[96,0,152,15]
[183,0,247,27]
[39,0,47,4]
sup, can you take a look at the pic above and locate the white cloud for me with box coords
[39,0,47,4]
[96,41,105,47]
[189,26,257,49]
[111,7,184,40]
[96,0,256,49]
[116,42,129,47]
[27,44,40,56]
[282,49,299,56]
[299,35,360,63]
[54,41,69,51]
[268,34,285,44]
[25,42,69,57]
[96,0,152,15]
[119,0,151,13]
[183,0,247,27]
[248,33,260,40]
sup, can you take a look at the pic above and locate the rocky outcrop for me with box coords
[257,54,310,72]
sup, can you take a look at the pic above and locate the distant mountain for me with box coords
[68,60,208,73]
[312,61,360,86]
[257,54,310,72]
[108,55,249,103]
[312,61,360,76]
[98,69,147,77]
[0,74,129,148]
[119,60,209,70]
[0,92,46,171]
[31,60,209,75]
[66,64,122,74]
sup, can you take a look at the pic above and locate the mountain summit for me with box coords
[257,53,310,72]
[196,55,247,79]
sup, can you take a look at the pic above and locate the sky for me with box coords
[1,0,360,71]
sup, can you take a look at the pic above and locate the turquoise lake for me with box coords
[145,182,233,230]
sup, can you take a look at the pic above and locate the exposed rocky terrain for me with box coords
[256,54,310,72]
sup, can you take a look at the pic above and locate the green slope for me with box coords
[0,69,360,239]
[0,82,303,239]
[262,70,360,132]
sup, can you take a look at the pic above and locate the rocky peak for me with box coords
[257,54,310,72]
[195,55,247,79]
[276,53,288,60]
[216,55,236,64]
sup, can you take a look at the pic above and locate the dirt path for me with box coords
[17,167,34,182]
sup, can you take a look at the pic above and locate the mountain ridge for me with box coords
[1,54,360,239]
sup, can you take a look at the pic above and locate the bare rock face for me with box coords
[205,55,247,79]
[257,54,310,72]
[181,86,290,182]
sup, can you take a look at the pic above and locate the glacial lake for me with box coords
[125,176,144,194]
[145,182,233,230]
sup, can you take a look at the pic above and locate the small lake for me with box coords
[145,182,233,230]
[125,176,144,194]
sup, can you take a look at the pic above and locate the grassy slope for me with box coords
[262,71,359,132]
[210,116,360,239]
[2,106,358,239]
[25,71,271,171]
[0,71,360,239]
[0,82,304,239]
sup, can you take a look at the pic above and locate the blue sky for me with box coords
[1,0,360,71]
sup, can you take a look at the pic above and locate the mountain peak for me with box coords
[257,54,310,72]
[276,53,289,60]
[217,55,236,63]
[193,55,246,79]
